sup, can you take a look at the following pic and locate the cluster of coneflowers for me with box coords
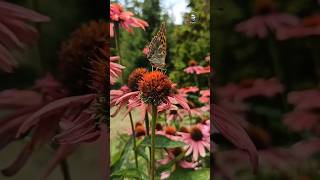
[110,3,210,180]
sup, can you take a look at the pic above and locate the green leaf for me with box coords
[140,135,185,148]
[168,168,210,180]
[111,136,133,173]
[136,145,149,162]
[111,168,148,180]
[111,150,122,167]
[156,152,185,174]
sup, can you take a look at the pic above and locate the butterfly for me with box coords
[144,22,167,70]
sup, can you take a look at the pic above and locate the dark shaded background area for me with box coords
[0,0,105,89]
[212,0,320,179]
[0,0,106,179]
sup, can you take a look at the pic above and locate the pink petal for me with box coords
[198,143,206,157]
[192,143,199,161]
[17,94,95,136]
[0,22,24,49]
[213,104,259,173]
[2,143,33,176]
[0,1,50,22]
[2,18,39,45]
[0,41,17,72]
[172,94,190,113]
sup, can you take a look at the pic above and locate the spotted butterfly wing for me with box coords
[145,22,167,69]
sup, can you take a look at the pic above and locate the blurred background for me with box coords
[0,0,104,179]
[213,0,320,179]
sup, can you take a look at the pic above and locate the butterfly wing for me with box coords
[145,22,166,68]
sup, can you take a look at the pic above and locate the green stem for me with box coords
[150,105,158,180]
[193,74,199,87]
[114,22,139,171]
[114,22,125,83]
[129,112,139,169]
[144,111,151,174]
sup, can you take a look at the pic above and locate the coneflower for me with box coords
[58,20,108,95]
[179,124,210,161]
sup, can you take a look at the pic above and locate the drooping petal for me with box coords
[17,94,95,136]
[213,104,259,173]
[0,1,50,22]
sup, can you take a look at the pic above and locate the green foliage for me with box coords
[118,0,210,88]
[111,135,134,172]
[156,151,185,174]
[111,168,149,180]
[168,168,210,180]
[140,135,185,148]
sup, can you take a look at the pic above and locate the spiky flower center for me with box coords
[170,110,178,115]
[128,68,148,91]
[135,125,146,137]
[138,71,172,105]
[171,147,183,157]
[190,126,203,141]
[156,123,163,131]
[135,121,143,128]
[188,60,198,66]
[165,126,176,135]
[58,20,108,95]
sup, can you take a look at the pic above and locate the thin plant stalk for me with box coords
[144,111,151,174]
[114,22,125,82]
[113,22,139,170]
[59,159,71,180]
[193,74,199,87]
[150,105,158,180]
[129,112,139,169]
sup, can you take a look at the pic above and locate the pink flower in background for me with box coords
[179,124,210,161]
[283,89,320,133]
[184,65,209,74]
[110,56,125,85]
[178,86,199,97]
[110,22,114,37]
[283,111,319,132]
[277,14,320,40]
[217,78,284,101]
[287,89,320,110]
[199,89,210,103]
[166,105,185,122]
[235,13,300,39]
[0,1,50,72]
[198,66,210,74]
[142,47,149,56]
[110,3,148,33]
[159,148,198,179]
[156,125,181,141]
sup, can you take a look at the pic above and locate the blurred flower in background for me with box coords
[0,1,50,72]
